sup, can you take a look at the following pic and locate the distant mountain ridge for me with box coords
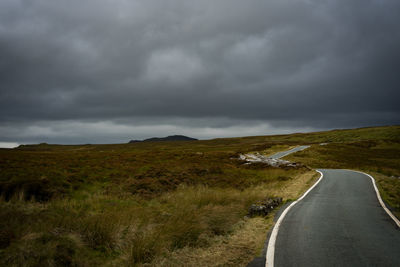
[129,135,197,143]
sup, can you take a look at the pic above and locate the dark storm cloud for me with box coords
[0,0,399,144]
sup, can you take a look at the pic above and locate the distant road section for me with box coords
[268,145,310,159]
[274,169,400,267]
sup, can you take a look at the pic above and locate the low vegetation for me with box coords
[0,125,399,266]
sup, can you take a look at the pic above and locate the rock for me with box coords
[248,197,283,217]
[239,153,301,168]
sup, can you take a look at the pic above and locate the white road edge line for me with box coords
[265,169,400,267]
[347,170,400,228]
[265,170,324,267]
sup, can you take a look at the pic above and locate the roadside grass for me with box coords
[372,172,400,218]
[152,216,274,267]
[0,170,316,266]
[0,125,398,266]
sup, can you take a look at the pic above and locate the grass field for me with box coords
[0,125,399,266]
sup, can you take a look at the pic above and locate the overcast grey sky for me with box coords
[1,0,399,146]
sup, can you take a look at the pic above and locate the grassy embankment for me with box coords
[0,125,399,266]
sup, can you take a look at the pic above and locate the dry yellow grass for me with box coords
[0,170,317,267]
[143,171,318,267]
[151,217,274,267]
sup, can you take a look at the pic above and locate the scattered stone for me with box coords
[239,152,301,167]
[248,197,283,217]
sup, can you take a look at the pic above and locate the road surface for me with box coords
[269,146,310,159]
[273,169,400,267]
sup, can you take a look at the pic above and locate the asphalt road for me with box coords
[269,146,310,159]
[274,169,400,267]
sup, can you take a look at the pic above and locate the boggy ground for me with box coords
[0,125,398,266]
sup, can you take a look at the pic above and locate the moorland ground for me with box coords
[0,125,399,266]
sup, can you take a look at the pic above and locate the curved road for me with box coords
[274,169,400,266]
[269,146,310,159]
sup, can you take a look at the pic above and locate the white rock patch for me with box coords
[239,152,298,167]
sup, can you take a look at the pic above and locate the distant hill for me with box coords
[129,135,197,143]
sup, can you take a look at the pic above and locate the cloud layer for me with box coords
[1,0,399,144]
